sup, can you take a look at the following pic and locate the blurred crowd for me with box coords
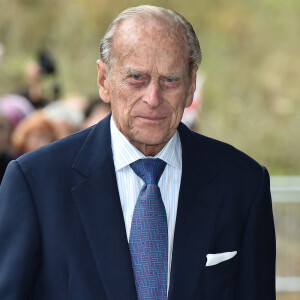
[0,51,111,183]
[0,50,203,184]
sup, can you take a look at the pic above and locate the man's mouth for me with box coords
[137,116,166,121]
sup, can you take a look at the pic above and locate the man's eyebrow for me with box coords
[163,73,186,79]
[120,66,186,78]
[121,67,144,75]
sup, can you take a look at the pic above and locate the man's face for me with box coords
[97,18,197,156]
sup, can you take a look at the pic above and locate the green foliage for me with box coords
[0,0,299,174]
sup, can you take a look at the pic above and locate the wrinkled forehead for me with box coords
[111,17,189,65]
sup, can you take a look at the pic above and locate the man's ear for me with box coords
[96,60,111,103]
[185,66,198,108]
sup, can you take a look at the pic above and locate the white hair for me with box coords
[99,5,202,71]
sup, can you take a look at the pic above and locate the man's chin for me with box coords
[134,131,171,145]
[128,131,173,155]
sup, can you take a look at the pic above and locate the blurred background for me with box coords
[0,0,299,298]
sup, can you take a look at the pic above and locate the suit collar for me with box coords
[72,114,112,177]
[72,114,138,300]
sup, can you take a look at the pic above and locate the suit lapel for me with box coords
[71,115,137,300]
[168,124,224,299]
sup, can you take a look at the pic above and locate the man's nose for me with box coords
[143,81,163,107]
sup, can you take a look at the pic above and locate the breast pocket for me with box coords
[204,255,237,283]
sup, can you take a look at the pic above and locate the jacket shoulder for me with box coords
[181,126,267,185]
[194,131,261,167]
[190,130,269,196]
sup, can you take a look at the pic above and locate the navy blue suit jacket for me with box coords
[0,114,276,299]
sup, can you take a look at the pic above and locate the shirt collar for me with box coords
[110,116,181,171]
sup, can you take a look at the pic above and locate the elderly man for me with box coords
[0,5,275,300]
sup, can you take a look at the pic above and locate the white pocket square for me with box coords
[206,251,237,266]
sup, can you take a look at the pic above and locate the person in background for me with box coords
[19,51,60,109]
[181,75,205,131]
[0,94,34,129]
[0,94,34,180]
[43,96,85,137]
[11,110,62,155]
[81,97,111,129]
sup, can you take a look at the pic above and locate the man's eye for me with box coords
[166,77,174,82]
[132,74,142,80]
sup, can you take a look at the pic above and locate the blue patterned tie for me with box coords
[129,158,168,300]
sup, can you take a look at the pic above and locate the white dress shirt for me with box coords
[110,116,182,290]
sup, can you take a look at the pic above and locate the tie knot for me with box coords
[130,158,166,185]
